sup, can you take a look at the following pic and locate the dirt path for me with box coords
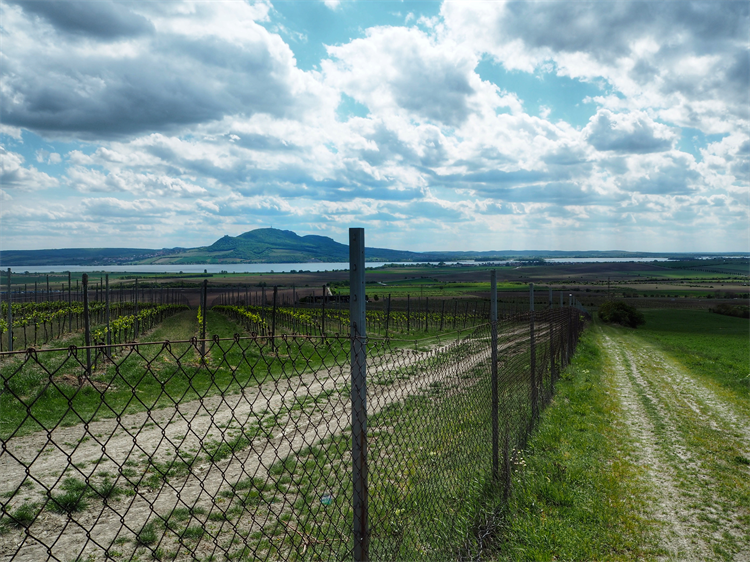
[598,325,750,562]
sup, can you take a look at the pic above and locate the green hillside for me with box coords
[2,228,746,266]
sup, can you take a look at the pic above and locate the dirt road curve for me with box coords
[599,326,750,562]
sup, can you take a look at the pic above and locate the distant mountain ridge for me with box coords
[0,228,738,266]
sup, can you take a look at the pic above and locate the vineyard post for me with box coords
[550,301,557,386]
[6,268,12,352]
[440,299,445,331]
[424,297,428,332]
[201,280,207,357]
[46,274,50,302]
[406,294,410,333]
[568,294,573,363]
[106,274,111,355]
[293,285,296,307]
[134,279,139,339]
[35,281,38,304]
[385,294,391,338]
[271,286,278,352]
[68,272,72,331]
[463,301,469,328]
[24,284,27,304]
[82,274,91,382]
[322,285,326,336]
[530,283,538,425]
[549,287,553,309]
[349,227,368,562]
[490,269,499,482]
[453,299,458,329]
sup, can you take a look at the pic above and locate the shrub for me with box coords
[710,303,750,319]
[598,301,645,328]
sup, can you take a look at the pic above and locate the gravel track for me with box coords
[599,326,750,561]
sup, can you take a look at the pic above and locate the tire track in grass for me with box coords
[600,329,702,561]
[601,326,750,561]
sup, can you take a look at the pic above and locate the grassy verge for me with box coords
[638,309,749,399]
[491,326,658,561]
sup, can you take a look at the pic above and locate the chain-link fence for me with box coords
[0,301,584,562]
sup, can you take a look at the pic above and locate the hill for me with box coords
[2,228,741,267]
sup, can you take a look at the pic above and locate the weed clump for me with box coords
[598,301,645,328]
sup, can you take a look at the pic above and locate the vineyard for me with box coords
[0,301,190,351]
[0,259,591,562]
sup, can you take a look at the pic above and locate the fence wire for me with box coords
[0,308,583,562]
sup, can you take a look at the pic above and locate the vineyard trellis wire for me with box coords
[0,308,585,560]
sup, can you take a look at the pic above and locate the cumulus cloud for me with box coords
[8,0,154,39]
[323,26,511,127]
[0,1,325,138]
[584,110,678,154]
[1,0,748,252]
[0,147,59,190]
[441,1,750,133]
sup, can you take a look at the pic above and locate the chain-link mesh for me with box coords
[1,308,584,561]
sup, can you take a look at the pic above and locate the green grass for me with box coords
[638,309,749,398]
[0,309,355,439]
[492,327,658,561]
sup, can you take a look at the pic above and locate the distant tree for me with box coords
[598,301,645,328]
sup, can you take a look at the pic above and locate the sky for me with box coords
[1,0,748,253]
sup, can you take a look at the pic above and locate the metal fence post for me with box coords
[134,278,139,339]
[550,304,557,386]
[272,286,278,351]
[490,270,499,481]
[349,227,368,562]
[6,268,12,352]
[68,272,72,331]
[105,274,111,355]
[321,285,326,336]
[568,294,573,365]
[201,280,208,356]
[406,294,410,333]
[82,274,91,381]
[385,294,391,338]
[530,283,537,424]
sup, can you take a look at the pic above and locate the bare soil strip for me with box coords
[599,326,750,562]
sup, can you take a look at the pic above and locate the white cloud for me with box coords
[0,0,325,138]
[584,110,678,154]
[0,147,59,190]
[441,1,750,134]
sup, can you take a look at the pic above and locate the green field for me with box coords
[638,309,749,398]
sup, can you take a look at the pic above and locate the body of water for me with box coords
[7,262,475,274]
[545,257,672,264]
[6,257,677,274]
